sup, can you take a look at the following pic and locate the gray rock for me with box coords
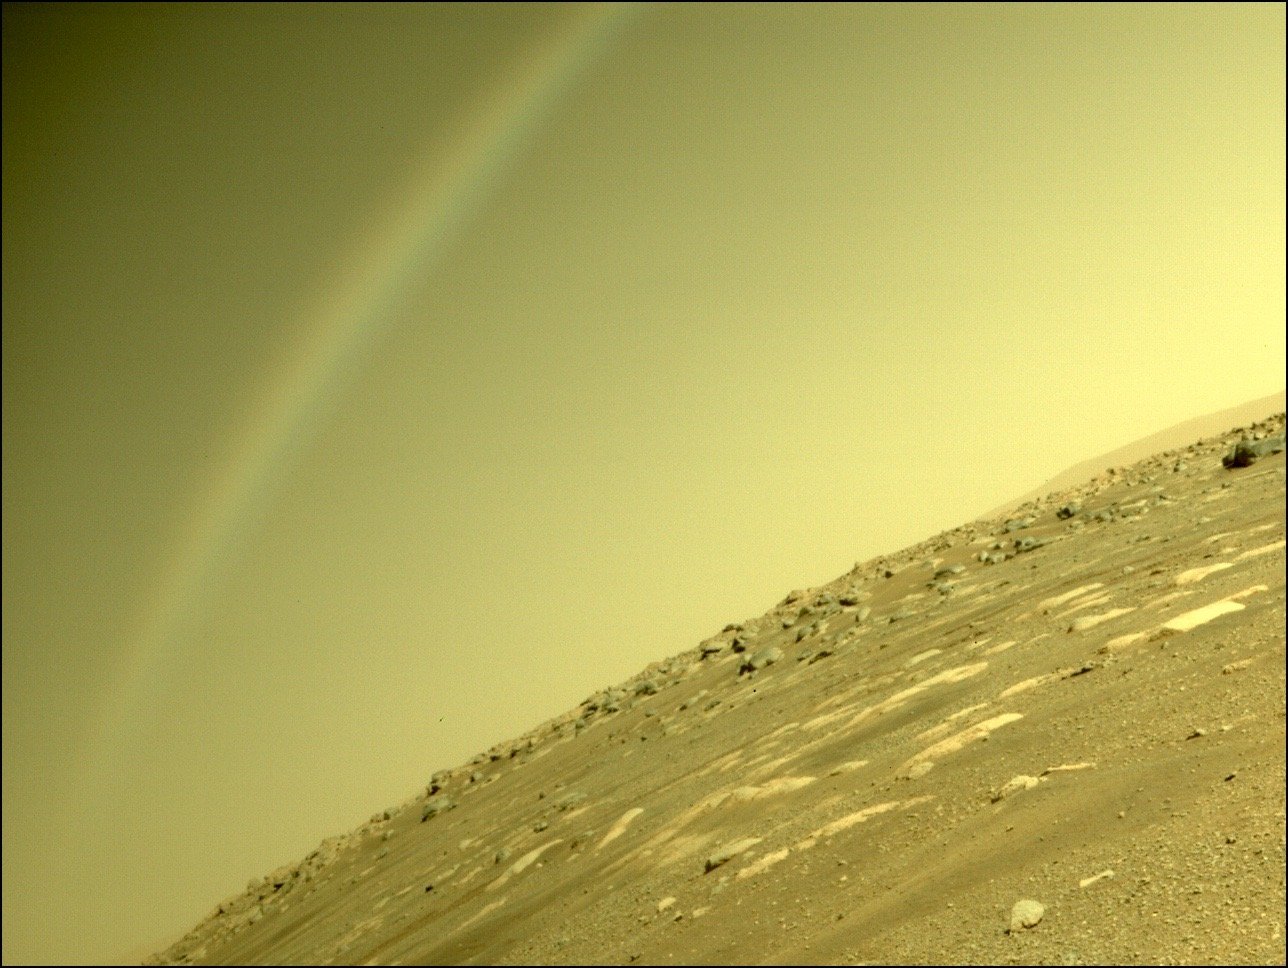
[934,564,966,578]
[1056,502,1082,519]
[739,645,783,675]
[1004,516,1036,532]
[1009,898,1045,932]
[421,797,456,822]
[703,837,762,873]
[634,679,658,696]
[494,847,512,865]
[1223,435,1285,468]
[1013,536,1045,553]
[554,791,588,811]
[699,638,729,657]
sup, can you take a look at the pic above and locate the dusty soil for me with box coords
[151,414,1286,966]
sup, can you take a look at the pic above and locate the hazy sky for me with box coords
[3,3,1284,963]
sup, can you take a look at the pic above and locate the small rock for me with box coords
[1009,898,1045,932]
[739,646,783,675]
[699,638,728,657]
[554,791,588,812]
[421,797,455,822]
[1078,869,1114,889]
[991,775,1041,802]
[704,837,762,873]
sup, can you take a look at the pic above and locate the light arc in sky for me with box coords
[93,2,648,751]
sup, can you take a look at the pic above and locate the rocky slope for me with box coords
[150,413,1286,966]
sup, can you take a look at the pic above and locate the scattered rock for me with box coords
[1056,502,1082,519]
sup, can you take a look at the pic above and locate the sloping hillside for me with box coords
[152,413,1286,966]
[979,392,1286,519]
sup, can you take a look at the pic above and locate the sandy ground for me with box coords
[151,413,1286,966]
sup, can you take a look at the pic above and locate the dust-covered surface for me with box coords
[150,415,1286,966]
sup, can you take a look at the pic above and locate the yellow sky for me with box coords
[3,4,1284,963]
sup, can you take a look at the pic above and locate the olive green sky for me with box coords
[3,3,1284,964]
